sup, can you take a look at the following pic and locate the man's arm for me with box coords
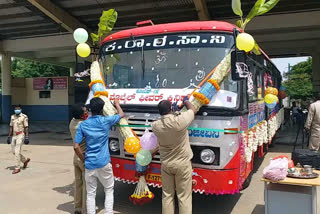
[8,126,13,137]
[25,127,29,137]
[74,143,84,161]
[305,104,314,130]
[184,100,196,114]
[114,99,125,118]
[24,116,29,137]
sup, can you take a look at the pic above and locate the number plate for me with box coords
[146,174,162,182]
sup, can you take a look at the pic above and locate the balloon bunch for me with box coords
[73,28,91,58]
[124,131,158,170]
[127,131,158,205]
[129,176,155,205]
[278,86,287,99]
[264,87,279,109]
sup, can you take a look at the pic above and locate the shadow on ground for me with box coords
[53,182,75,213]
[252,204,265,214]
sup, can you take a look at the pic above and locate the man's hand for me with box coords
[114,99,125,118]
[172,96,190,112]
[304,127,310,135]
[114,99,120,106]
[183,96,189,104]
[7,136,11,144]
[24,136,30,144]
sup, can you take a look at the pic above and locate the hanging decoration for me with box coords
[73,28,89,43]
[136,149,152,166]
[124,137,141,154]
[129,176,155,205]
[140,131,158,151]
[278,86,287,99]
[264,87,279,109]
[73,28,91,58]
[236,33,255,52]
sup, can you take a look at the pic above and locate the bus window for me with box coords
[248,63,257,102]
[257,69,263,99]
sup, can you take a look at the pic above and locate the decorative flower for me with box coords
[193,92,210,105]
[207,79,220,91]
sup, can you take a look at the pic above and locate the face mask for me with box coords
[81,113,89,120]
[14,110,22,115]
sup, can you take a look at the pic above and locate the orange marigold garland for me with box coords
[207,79,220,91]
[193,92,210,105]
[89,80,105,89]
[192,78,220,105]
[94,91,109,97]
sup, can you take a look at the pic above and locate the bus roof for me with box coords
[102,21,240,44]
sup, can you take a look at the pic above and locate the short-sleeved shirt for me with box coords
[75,115,121,169]
[10,113,28,134]
[69,118,86,154]
[152,109,195,166]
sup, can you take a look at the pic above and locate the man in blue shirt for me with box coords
[74,97,124,214]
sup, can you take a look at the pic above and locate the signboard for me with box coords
[33,77,68,90]
[86,88,238,108]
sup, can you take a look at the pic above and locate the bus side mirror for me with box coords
[231,50,248,81]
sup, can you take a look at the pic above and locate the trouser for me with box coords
[161,160,193,214]
[74,154,86,213]
[11,134,26,169]
[85,163,114,214]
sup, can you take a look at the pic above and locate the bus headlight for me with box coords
[200,149,215,164]
[109,139,120,152]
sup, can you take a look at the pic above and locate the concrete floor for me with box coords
[0,133,294,214]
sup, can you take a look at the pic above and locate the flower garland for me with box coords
[241,109,283,163]
[94,91,109,97]
[192,92,210,105]
[193,78,220,105]
[89,79,105,88]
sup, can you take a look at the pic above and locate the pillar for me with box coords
[70,67,75,77]
[1,53,12,123]
[312,53,320,94]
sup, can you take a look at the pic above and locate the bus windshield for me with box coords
[100,32,238,108]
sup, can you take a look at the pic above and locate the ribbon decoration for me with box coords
[116,124,244,134]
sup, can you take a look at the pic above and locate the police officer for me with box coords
[7,105,30,174]
[152,98,196,214]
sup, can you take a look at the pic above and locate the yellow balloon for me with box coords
[76,43,91,58]
[124,137,141,154]
[236,33,255,52]
[264,94,275,104]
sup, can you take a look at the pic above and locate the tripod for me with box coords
[293,113,309,150]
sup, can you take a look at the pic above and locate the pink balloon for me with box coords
[140,132,158,150]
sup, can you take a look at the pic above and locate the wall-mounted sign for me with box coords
[33,77,68,90]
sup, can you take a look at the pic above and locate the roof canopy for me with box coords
[1,0,320,40]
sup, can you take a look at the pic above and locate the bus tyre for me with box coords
[240,173,253,190]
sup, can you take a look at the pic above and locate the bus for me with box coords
[98,20,283,195]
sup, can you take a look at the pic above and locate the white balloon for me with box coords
[73,28,88,43]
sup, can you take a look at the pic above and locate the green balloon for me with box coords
[136,149,152,166]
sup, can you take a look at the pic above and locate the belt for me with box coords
[15,131,23,135]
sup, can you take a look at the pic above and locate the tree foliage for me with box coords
[0,58,69,89]
[283,57,313,100]
[11,58,69,78]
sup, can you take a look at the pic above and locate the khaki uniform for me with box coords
[152,109,195,214]
[10,113,28,169]
[305,101,320,150]
[69,118,87,214]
